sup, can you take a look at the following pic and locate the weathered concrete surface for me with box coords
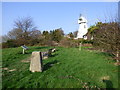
[30,51,43,72]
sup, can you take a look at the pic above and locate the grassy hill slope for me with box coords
[2,46,118,88]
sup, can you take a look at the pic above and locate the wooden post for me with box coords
[23,49,25,54]
[79,42,82,51]
[116,50,119,63]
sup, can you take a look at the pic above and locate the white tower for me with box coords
[76,14,88,39]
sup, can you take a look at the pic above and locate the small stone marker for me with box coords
[30,51,43,72]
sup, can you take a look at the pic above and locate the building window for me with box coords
[79,18,82,21]
[84,25,86,28]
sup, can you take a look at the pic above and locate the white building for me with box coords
[75,14,88,39]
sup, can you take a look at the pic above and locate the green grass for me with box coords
[2,46,118,88]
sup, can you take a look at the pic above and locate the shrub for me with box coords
[2,39,18,48]
[59,38,77,48]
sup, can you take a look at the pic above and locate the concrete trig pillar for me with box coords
[30,51,43,72]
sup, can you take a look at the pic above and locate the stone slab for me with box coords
[30,51,43,72]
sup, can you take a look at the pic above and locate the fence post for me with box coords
[23,49,25,54]
[79,42,82,51]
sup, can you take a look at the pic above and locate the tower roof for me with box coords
[78,14,87,23]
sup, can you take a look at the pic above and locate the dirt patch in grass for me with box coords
[2,67,16,72]
[2,67,8,70]
[114,62,120,66]
[21,57,31,63]
[8,69,16,72]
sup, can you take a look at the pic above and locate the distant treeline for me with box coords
[1,17,120,62]
[1,17,92,48]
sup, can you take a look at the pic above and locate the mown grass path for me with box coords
[2,46,118,88]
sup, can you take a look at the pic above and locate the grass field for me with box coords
[2,46,118,88]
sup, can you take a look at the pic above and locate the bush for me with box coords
[2,39,18,48]
[59,38,77,48]
[82,40,93,44]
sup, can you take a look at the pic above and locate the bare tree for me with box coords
[30,30,41,39]
[3,17,38,46]
[14,17,36,32]
[7,28,23,40]
[1,35,9,42]
[13,17,37,40]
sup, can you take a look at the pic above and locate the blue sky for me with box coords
[2,2,118,35]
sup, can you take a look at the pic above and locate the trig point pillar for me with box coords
[30,51,43,72]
